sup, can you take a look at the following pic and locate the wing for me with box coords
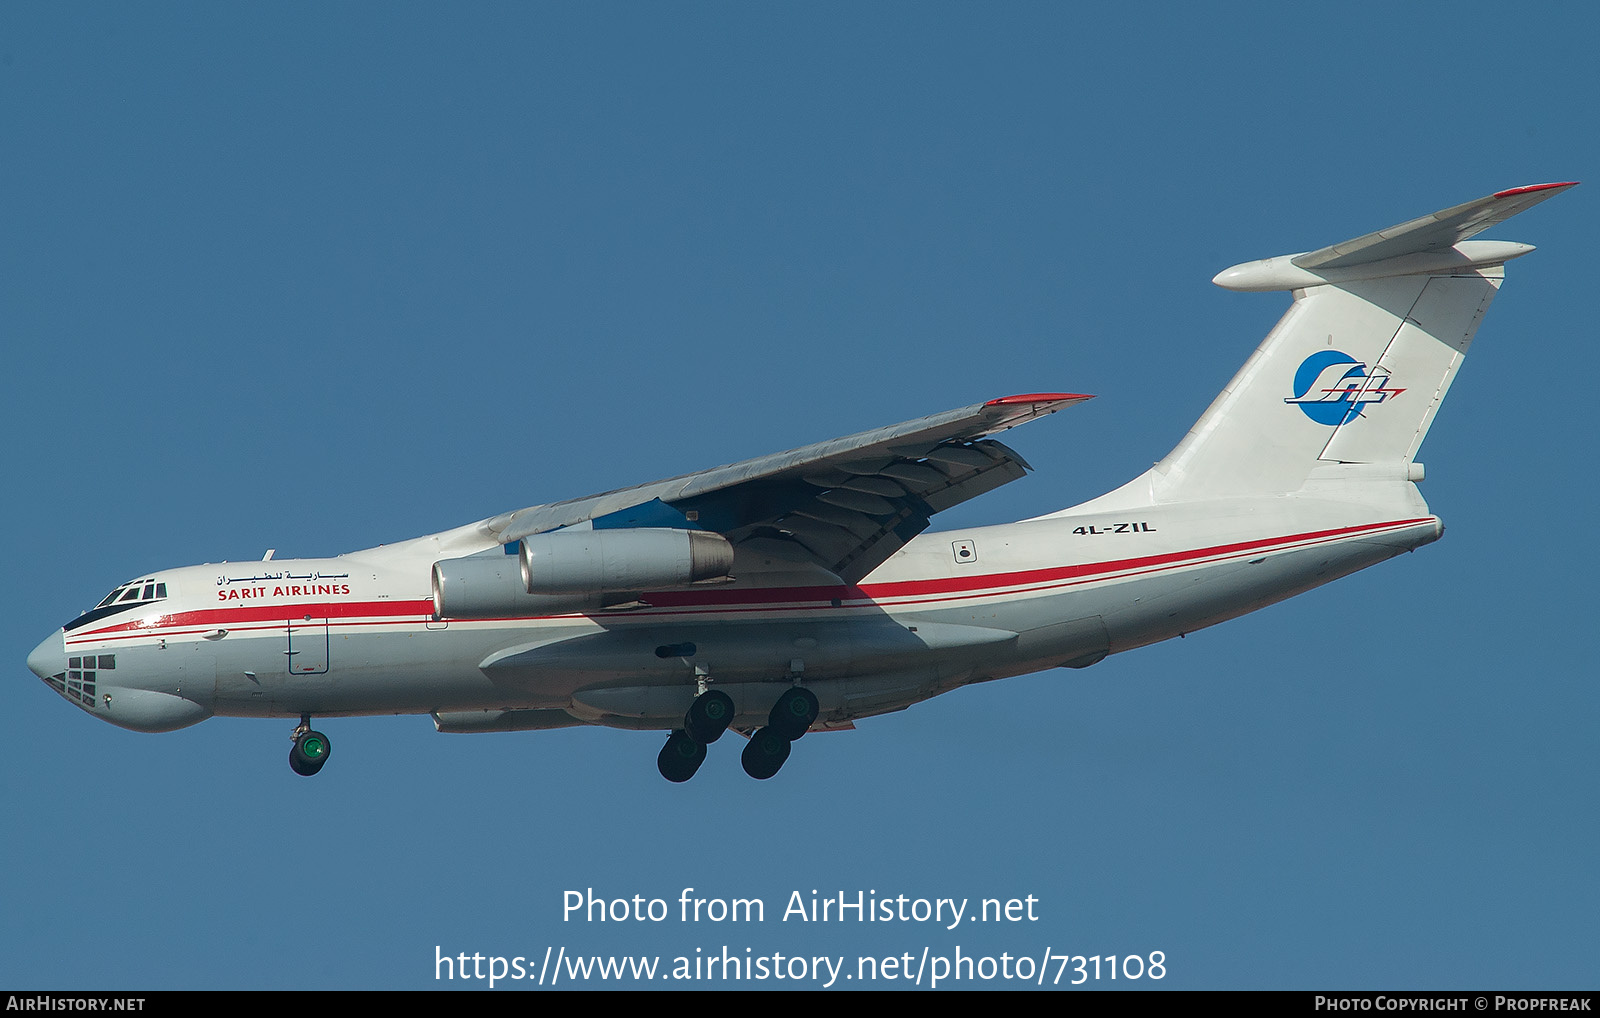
[485,393,1090,583]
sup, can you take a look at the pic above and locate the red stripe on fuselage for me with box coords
[64,518,1435,643]
[71,598,438,640]
[642,517,1435,606]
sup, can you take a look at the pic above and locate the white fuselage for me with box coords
[30,488,1441,736]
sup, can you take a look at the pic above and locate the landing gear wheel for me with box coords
[289,730,331,777]
[657,730,707,783]
[740,727,792,780]
[768,686,819,741]
[684,689,735,744]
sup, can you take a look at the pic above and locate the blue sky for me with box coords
[2,3,1594,990]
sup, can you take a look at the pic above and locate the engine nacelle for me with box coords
[520,528,734,595]
[431,555,603,620]
[432,529,734,620]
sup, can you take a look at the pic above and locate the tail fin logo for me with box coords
[1285,350,1406,426]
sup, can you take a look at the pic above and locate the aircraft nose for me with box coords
[27,630,66,681]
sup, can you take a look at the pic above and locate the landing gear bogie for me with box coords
[653,685,819,782]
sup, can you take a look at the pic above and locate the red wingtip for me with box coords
[984,392,1095,407]
[1493,181,1579,198]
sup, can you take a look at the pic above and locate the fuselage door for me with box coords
[286,617,330,675]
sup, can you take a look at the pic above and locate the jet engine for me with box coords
[519,528,733,594]
[431,555,600,619]
[431,528,734,620]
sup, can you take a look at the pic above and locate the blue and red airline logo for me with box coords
[1285,350,1405,426]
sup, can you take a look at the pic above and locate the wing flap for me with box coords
[754,438,1029,583]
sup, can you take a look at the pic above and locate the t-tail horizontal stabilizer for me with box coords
[1145,183,1575,502]
[1213,182,1576,292]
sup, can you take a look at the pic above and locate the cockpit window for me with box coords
[66,578,173,633]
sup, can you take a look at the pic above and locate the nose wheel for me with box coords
[289,715,331,776]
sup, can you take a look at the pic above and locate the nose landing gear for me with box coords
[289,715,331,776]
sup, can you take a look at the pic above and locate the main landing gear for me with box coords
[656,686,819,783]
[657,688,733,783]
[741,686,817,781]
[289,714,332,777]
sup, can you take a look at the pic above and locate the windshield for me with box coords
[68,578,171,632]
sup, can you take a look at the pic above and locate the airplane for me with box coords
[26,182,1575,782]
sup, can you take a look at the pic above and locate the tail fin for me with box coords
[1142,183,1574,502]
